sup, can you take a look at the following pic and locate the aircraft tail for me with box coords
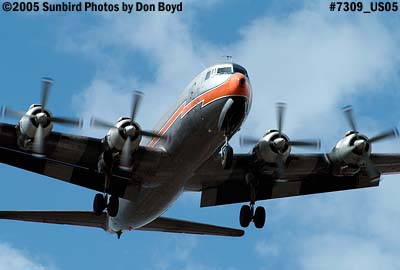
[0,211,244,237]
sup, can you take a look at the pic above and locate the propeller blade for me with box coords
[33,124,45,157]
[240,136,259,146]
[119,137,132,171]
[90,117,115,129]
[363,156,380,182]
[369,128,399,143]
[1,106,25,119]
[276,102,286,137]
[130,91,144,123]
[50,116,83,128]
[290,139,321,149]
[139,130,162,138]
[342,105,357,132]
[41,77,53,111]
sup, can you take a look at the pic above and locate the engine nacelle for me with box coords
[254,129,291,163]
[330,131,371,166]
[17,104,53,148]
[105,117,142,152]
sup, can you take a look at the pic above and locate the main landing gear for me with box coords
[239,173,266,229]
[93,151,120,217]
[239,203,266,229]
[221,136,233,170]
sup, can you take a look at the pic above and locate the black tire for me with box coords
[107,196,119,217]
[222,145,233,170]
[239,205,252,228]
[253,206,266,229]
[93,193,106,216]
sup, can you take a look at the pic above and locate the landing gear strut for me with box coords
[239,173,266,229]
[221,136,233,170]
[93,151,120,217]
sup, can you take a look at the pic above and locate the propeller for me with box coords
[340,105,398,181]
[90,91,162,171]
[2,78,83,157]
[240,102,321,151]
[240,103,320,180]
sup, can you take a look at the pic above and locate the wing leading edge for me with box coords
[0,211,244,237]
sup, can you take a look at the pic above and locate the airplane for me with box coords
[0,62,399,238]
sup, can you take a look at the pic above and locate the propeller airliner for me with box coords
[0,62,399,238]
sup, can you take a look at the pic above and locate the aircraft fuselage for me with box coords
[109,63,252,232]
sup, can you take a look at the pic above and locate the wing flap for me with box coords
[138,217,244,237]
[201,173,379,207]
[371,153,400,174]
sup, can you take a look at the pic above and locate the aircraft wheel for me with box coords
[253,206,266,229]
[239,205,252,228]
[93,193,106,216]
[107,195,119,217]
[221,145,233,170]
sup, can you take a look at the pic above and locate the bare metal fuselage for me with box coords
[109,64,251,232]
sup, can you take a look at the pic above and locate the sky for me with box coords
[1,0,400,269]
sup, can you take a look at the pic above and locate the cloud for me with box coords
[60,1,400,269]
[232,8,400,144]
[255,240,279,258]
[64,1,400,146]
[0,242,52,270]
[299,233,400,270]
[151,236,212,270]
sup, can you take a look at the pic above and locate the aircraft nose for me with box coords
[230,73,251,99]
[239,77,246,87]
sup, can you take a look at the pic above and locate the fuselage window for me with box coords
[217,67,233,75]
[205,71,211,80]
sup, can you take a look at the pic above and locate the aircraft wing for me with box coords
[0,210,244,237]
[0,123,162,200]
[185,152,400,207]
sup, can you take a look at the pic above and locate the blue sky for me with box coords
[1,0,400,269]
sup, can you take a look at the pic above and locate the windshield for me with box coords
[233,64,249,77]
[217,67,233,75]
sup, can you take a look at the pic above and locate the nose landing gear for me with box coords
[93,193,119,217]
[221,136,233,170]
[93,193,106,216]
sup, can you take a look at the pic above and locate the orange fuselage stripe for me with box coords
[149,73,251,147]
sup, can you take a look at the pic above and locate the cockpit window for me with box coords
[233,64,249,77]
[217,67,233,75]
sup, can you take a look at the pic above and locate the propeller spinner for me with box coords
[332,105,399,181]
[90,91,162,170]
[240,103,320,178]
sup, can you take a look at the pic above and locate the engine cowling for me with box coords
[330,131,371,166]
[254,129,291,163]
[18,104,53,148]
[105,117,142,153]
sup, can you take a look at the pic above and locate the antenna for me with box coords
[222,55,233,62]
